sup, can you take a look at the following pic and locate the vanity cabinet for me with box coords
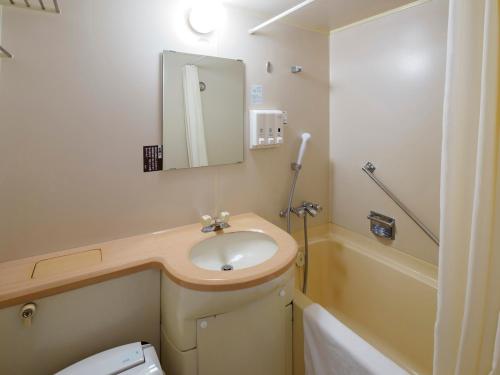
[160,268,294,375]
[196,292,292,375]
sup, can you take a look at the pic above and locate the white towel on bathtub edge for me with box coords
[303,303,409,375]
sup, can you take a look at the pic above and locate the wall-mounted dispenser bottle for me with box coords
[249,110,286,149]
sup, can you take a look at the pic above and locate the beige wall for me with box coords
[0,0,329,262]
[329,0,448,264]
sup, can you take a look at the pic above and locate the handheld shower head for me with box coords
[296,132,311,166]
[282,132,314,234]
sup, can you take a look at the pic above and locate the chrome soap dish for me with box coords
[368,211,395,240]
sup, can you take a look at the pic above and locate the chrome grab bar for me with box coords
[362,162,440,246]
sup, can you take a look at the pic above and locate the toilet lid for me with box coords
[55,342,162,375]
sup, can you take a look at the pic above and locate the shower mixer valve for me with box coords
[280,201,322,218]
[301,201,322,217]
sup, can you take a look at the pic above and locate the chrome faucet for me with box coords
[281,201,322,218]
[303,201,322,217]
[200,211,230,233]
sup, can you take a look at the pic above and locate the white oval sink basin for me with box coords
[190,231,278,271]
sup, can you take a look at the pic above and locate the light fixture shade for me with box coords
[188,1,224,34]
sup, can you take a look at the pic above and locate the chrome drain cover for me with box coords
[221,264,234,271]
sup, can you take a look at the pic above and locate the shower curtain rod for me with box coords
[362,161,440,246]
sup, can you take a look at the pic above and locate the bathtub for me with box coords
[293,224,437,375]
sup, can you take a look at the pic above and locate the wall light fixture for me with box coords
[188,0,225,34]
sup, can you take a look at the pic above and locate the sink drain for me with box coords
[221,264,234,271]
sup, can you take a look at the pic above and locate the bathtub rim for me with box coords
[293,223,438,289]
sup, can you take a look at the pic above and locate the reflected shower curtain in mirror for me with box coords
[182,65,208,168]
[433,0,499,374]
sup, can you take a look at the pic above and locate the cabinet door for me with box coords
[196,289,291,375]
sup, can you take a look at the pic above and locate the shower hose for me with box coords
[285,165,309,294]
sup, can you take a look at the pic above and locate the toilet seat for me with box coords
[55,342,163,375]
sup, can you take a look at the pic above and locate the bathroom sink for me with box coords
[190,231,278,271]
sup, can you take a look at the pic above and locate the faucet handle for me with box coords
[291,206,306,218]
[303,201,323,211]
[218,211,230,223]
[200,214,213,227]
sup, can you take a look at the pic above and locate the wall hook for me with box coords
[266,61,272,73]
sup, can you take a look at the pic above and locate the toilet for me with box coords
[55,342,163,374]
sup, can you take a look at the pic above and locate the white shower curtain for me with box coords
[433,0,499,374]
[182,64,208,168]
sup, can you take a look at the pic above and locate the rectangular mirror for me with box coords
[162,51,245,170]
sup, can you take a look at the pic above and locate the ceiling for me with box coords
[225,0,419,33]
